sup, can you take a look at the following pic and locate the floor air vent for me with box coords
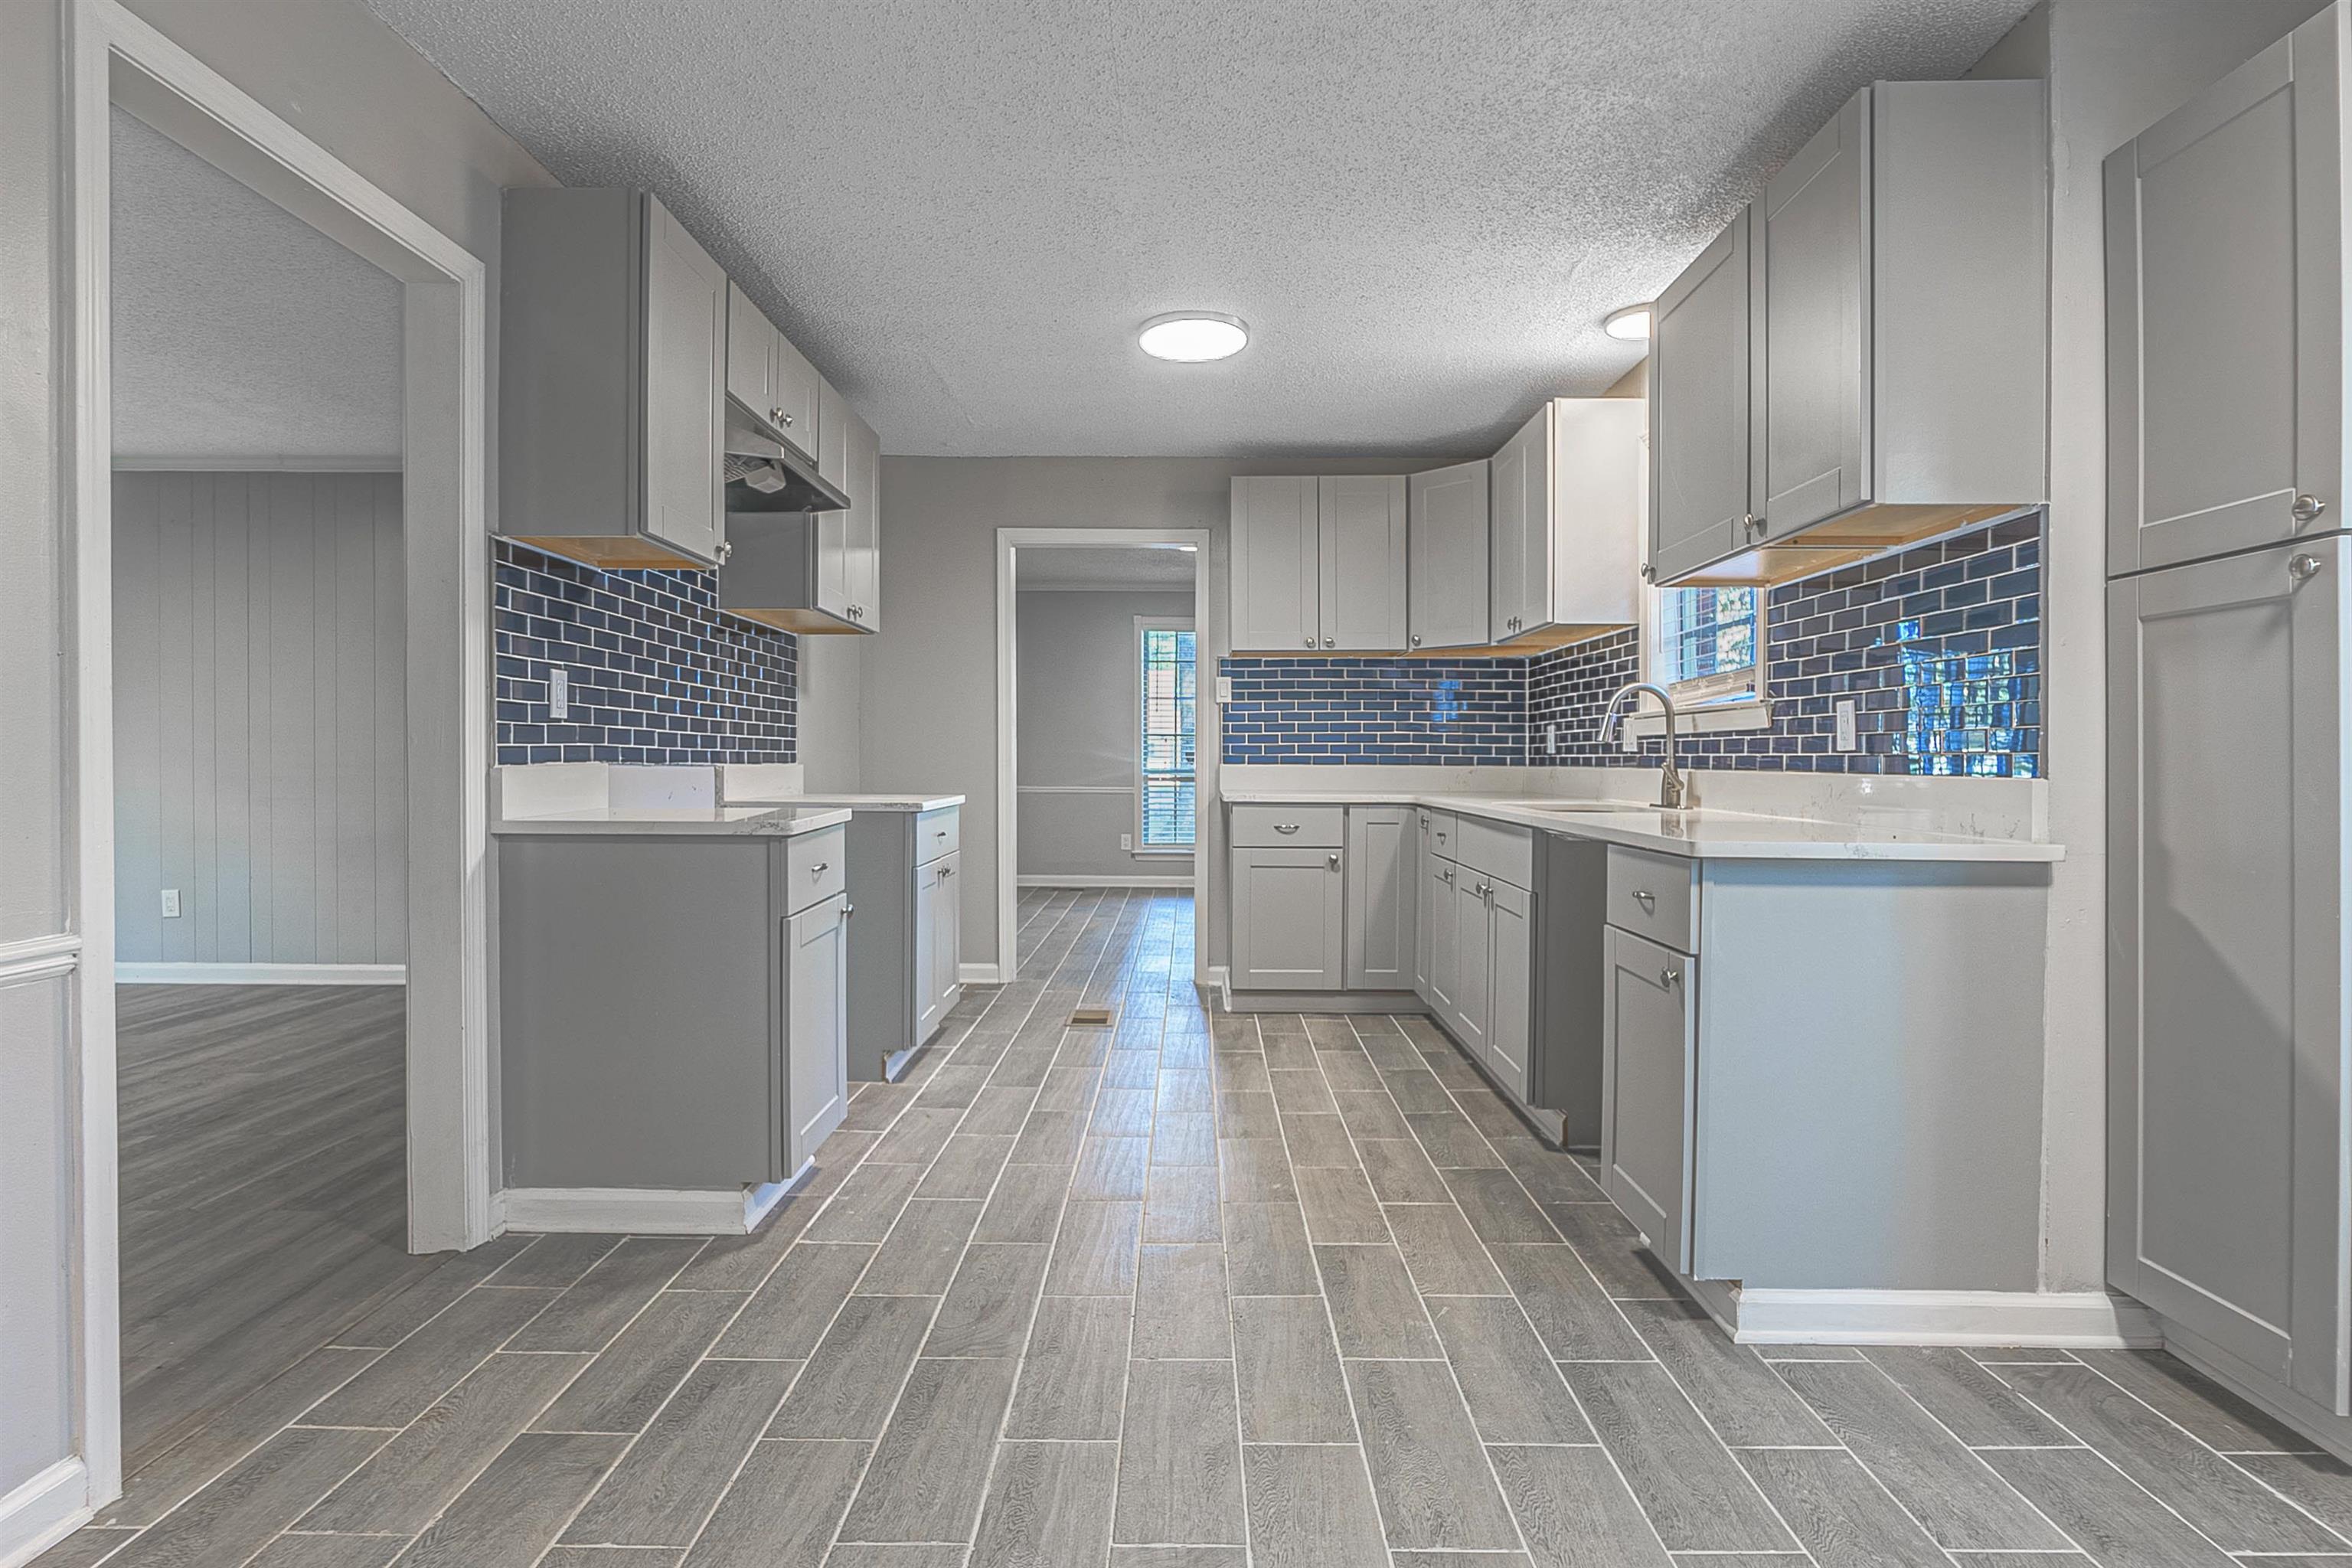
[1068,1008,1114,1027]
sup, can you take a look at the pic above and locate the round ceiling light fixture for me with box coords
[1139,312,1249,362]
[1603,302,1654,341]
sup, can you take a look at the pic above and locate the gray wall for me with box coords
[114,472,407,966]
[1016,589,1195,883]
[3,0,551,1509]
[796,634,864,793]
[861,456,1433,972]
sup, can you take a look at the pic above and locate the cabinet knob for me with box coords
[1327,852,1341,869]
[844,903,855,917]
[1410,634,1422,647]
[781,412,795,426]
[2290,552,2326,584]
[941,865,953,878]
[1641,562,1656,583]
[1322,637,1335,648]
[1304,637,1315,648]
[716,540,733,563]
[1743,513,1766,537]
[2293,493,2328,524]
[1659,966,1681,988]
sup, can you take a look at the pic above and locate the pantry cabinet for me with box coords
[1649,78,2047,586]
[501,188,730,570]
[1488,398,1645,647]
[2107,25,2339,576]
[1230,475,1406,652]
[1407,460,1490,649]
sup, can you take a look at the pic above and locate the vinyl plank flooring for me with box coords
[1488,1442,1672,1568]
[508,1238,705,1353]
[1332,1090,1412,1141]
[488,1234,622,1291]
[1494,1141,1606,1204]
[859,1200,982,1296]
[1007,1296,1131,1440]
[976,1171,1070,1243]
[534,1291,746,1435]
[1133,1243,1233,1358]
[1978,1446,2236,1566]
[1426,1297,1590,1444]
[1073,1136,1152,1200]
[2073,1350,2321,1453]
[927,1243,1050,1358]
[1142,1166,1223,1243]
[804,1164,925,1243]
[711,1243,874,1359]
[837,1357,1019,1544]
[332,1233,536,1348]
[1542,1202,1681,1300]
[1488,1244,1649,1362]
[1224,1204,1320,1296]
[1776,1361,2069,1551]
[766,1295,937,1439]
[960,1084,1042,1138]
[300,1351,589,1534]
[1217,1138,1296,1203]
[665,1196,819,1292]
[969,1441,1119,1568]
[867,1107,965,1165]
[1387,1204,1509,1295]
[1116,1360,1245,1547]
[302,1286,558,1428]
[1151,1110,1220,1166]
[1108,1550,1246,1568]
[1295,1166,1388,1243]
[1279,1113,1358,1168]
[1232,1295,1354,1443]
[1380,1069,1457,1116]
[564,1358,796,1547]
[1217,1089,1282,1140]
[1621,1298,1833,1447]
[1861,1346,2076,1448]
[248,1535,406,1568]
[1738,1446,1953,1567]
[2233,1451,2352,1537]
[28,1527,142,1567]
[1240,1444,1390,1568]
[1044,1200,1143,1295]
[1404,1111,1504,1169]
[390,1432,625,1567]
[1992,1362,2344,1552]
[1315,1244,1440,1357]
[109,1427,390,1568]
[1357,1138,1453,1204]
[676,1437,868,1568]
[1345,1357,1519,1550]
[916,1134,1016,1200]
[1563,1361,1796,1553]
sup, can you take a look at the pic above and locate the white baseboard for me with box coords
[1725,1287,2164,1348]
[498,1174,805,1236]
[0,1459,91,1568]
[1017,875,1194,889]
[958,962,1006,985]
[116,962,406,986]
[1208,965,1231,1009]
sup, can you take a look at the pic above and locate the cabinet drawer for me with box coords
[786,825,848,915]
[916,805,960,866]
[1422,808,1459,861]
[1453,815,1534,890]
[1606,846,1700,952]
[1231,804,1345,848]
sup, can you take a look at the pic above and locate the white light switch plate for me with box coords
[549,668,570,720]
[1215,675,1233,704]
[1834,697,1858,752]
[160,889,181,919]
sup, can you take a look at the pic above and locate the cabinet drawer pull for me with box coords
[1632,890,1655,910]
[940,865,954,879]
[810,861,829,877]
[1273,822,1300,835]
[1659,967,1681,988]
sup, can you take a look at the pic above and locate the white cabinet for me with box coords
[1600,926,1697,1273]
[2108,23,2339,576]
[1230,846,1345,991]
[1344,805,1416,990]
[1408,460,1489,650]
[787,893,850,1168]
[726,281,818,464]
[1488,399,1645,647]
[1232,475,1407,652]
[1651,79,2047,587]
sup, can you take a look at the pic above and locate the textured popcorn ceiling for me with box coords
[111,109,404,465]
[1018,545,1200,591]
[363,0,2030,459]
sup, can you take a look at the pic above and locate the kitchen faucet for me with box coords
[1596,682,1687,809]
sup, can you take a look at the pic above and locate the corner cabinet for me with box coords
[1232,475,1407,652]
[1650,79,2048,587]
[1488,398,1645,648]
[501,188,729,570]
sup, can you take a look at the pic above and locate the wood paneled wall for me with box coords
[113,471,406,965]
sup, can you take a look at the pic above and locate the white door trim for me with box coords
[995,528,1214,983]
[59,0,496,1517]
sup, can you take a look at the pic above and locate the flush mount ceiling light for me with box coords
[1603,302,1653,341]
[1139,312,1248,361]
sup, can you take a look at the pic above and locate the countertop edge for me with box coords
[492,805,856,838]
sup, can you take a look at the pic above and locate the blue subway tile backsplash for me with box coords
[1228,514,2045,777]
[493,541,797,766]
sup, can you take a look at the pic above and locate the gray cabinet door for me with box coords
[1424,852,1458,1020]
[1230,847,1344,991]
[726,280,773,412]
[812,380,853,619]
[1452,874,1493,1057]
[641,198,729,566]
[1413,815,1436,997]
[1651,209,1753,584]
[1408,459,1490,649]
[844,407,880,629]
[771,335,820,463]
[1487,880,1533,1099]
[931,850,964,1027]
[1318,475,1407,650]
[1601,926,1697,1274]
[1231,476,1320,651]
[2109,536,2347,1407]
[913,859,945,1041]
[1488,410,1542,641]
[1345,805,1417,989]
[788,893,850,1169]
[2109,21,2338,577]
[1759,93,1870,536]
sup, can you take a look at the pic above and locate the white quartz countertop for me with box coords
[724,792,967,813]
[1222,790,2064,863]
[493,805,854,838]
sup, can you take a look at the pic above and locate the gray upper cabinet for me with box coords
[2109,534,2347,1410]
[1490,400,1645,647]
[1230,844,1344,991]
[1652,79,2047,587]
[1344,805,1416,990]
[2108,19,2341,576]
[717,388,880,635]
[1231,476,1321,651]
[844,407,881,629]
[1488,410,1544,642]
[1320,475,1409,651]
[1408,460,1489,649]
[725,281,819,464]
[502,188,729,570]
[1601,925,1697,1274]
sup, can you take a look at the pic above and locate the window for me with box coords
[1137,619,1197,849]
[1652,585,1760,705]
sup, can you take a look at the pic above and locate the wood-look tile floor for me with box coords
[46,888,2352,1566]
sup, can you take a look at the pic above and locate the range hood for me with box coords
[724,405,849,514]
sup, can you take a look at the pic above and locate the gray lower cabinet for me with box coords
[500,188,729,570]
[913,849,963,1045]
[2108,13,2339,577]
[839,805,963,1081]
[1230,846,1344,991]
[1451,872,1494,1058]
[1487,880,1533,1099]
[1600,926,1697,1275]
[497,827,848,1193]
[1423,848,1459,1018]
[1344,805,1416,989]
[2109,535,2348,1410]
[1412,822,1538,1104]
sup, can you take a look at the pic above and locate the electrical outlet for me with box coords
[548,668,570,720]
[160,889,181,919]
[1834,697,1858,752]
[1120,832,1133,851]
